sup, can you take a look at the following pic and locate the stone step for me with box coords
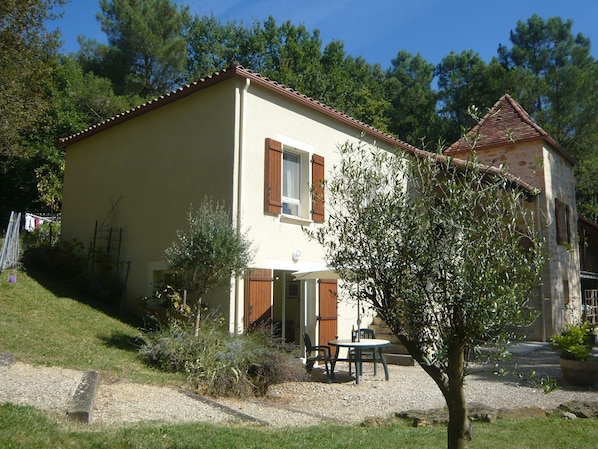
[369,326,400,341]
[367,316,414,366]
[372,315,386,326]
[381,343,411,355]
[384,353,415,366]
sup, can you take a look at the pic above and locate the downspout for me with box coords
[233,77,251,334]
[537,194,547,342]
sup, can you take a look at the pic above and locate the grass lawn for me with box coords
[0,269,184,386]
[2,403,598,449]
[1,269,597,448]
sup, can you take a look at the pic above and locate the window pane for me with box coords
[282,202,299,215]
[283,152,300,200]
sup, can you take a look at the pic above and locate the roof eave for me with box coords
[57,65,421,156]
[57,68,240,148]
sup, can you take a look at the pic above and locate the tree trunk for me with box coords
[396,335,472,449]
[446,342,472,449]
[194,296,202,338]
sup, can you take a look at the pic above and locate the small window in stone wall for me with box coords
[563,279,570,306]
[555,198,571,245]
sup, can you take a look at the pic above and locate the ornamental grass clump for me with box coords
[139,316,298,397]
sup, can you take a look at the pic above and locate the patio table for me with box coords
[328,338,390,384]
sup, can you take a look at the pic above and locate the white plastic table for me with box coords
[328,338,390,384]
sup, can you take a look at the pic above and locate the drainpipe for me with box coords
[537,195,547,342]
[233,77,251,334]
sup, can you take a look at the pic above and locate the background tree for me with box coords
[435,51,510,143]
[0,0,67,220]
[57,56,133,125]
[311,141,544,449]
[80,0,191,98]
[384,51,439,148]
[498,14,598,158]
[164,199,253,337]
[186,14,253,80]
[498,14,598,219]
[6,4,598,233]
[0,0,63,158]
[318,42,391,132]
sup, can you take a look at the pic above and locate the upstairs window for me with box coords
[264,137,325,223]
[283,151,301,216]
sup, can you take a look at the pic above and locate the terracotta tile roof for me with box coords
[57,64,424,156]
[445,94,575,166]
[57,66,537,193]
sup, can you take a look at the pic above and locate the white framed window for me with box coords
[264,137,325,223]
[282,151,302,216]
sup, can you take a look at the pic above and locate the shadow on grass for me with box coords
[100,331,144,353]
[23,264,143,329]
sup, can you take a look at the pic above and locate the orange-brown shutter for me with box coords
[244,268,273,330]
[264,138,282,215]
[311,154,325,223]
[318,279,338,346]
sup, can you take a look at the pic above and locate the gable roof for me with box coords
[57,66,538,193]
[445,94,576,166]
[58,64,424,157]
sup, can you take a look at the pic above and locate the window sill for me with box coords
[280,214,313,226]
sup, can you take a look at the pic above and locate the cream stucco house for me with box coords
[59,66,584,348]
[58,65,424,348]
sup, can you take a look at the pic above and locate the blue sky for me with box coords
[53,0,598,68]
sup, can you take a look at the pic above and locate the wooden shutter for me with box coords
[555,199,570,244]
[565,203,571,243]
[311,154,325,223]
[555,199,563,244]
[318,279,338,346]
[264,138,282,215]
[244,268,273,330]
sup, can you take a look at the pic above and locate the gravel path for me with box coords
[1,346,597,427]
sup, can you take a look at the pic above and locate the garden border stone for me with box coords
[67,370,99,423]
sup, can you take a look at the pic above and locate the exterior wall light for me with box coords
[292,249,302,262]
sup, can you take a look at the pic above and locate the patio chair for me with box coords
[303,333,332,382]
[348,328,378,376]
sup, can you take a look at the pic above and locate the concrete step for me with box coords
[367,316,414,366]
[384,353,415,366]
[381,343,410,355]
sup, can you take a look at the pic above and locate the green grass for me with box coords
[2,404,598,449]
[0,269,184,386]
[2,269,598,448]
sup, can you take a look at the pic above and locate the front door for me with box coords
[318,279,338,346]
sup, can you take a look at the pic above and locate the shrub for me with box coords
[139,316,299,397]
[22,238,86,280]
[23,237,125,305]
[138,319,203,372]
[550,322,595,361]
[21,220,61,249]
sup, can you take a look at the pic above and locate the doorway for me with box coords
[244,268,338,347]
[272,270,301,344]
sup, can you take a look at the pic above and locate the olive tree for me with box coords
[164,198,253,337]
[311,141,544,449]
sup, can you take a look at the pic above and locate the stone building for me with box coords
[446,94,581,340]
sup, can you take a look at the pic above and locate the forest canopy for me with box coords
[2,0,597,223]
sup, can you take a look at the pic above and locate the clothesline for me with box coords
[24,213,56,232]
